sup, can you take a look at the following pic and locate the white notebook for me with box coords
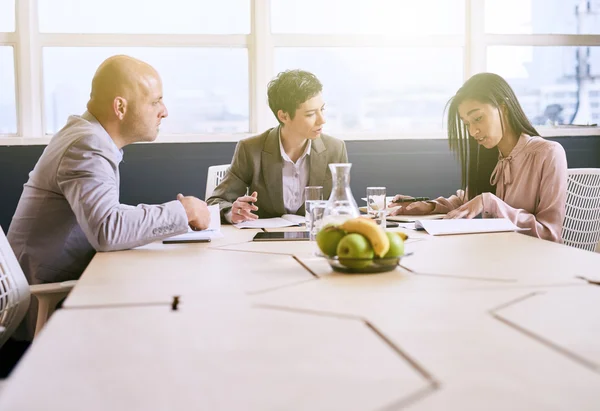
[234,214,306,229]
[415,218,524,236]
[164,205,224,241]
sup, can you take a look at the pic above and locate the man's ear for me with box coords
[277,109,289,124]
[114,97,127,120]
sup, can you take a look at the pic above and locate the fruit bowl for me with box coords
[318,252,412,274]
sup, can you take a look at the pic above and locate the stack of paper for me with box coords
[387,214,445,223]
[415,218,524,236]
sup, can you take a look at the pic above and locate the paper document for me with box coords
[234,214,306,229]
[164,204,224,241]
[415,218,524,236]
[387,214,446,223]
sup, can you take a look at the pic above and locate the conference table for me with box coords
[1,224,599,410]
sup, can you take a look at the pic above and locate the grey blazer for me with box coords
[7,112,189,285]
[207,126,348,220]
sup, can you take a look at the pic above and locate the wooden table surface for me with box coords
[2,225,599,410]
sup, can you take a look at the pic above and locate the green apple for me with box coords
[337,233,374,269]
[316,224,346,257]
[383,232,405,258]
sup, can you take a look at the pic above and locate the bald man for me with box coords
[8,55,209,316]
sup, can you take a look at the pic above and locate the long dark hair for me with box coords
[445,73,540,199]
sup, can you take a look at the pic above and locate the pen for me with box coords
[392,196,430,203]
[246,187,255,206]
[162,239,211,244]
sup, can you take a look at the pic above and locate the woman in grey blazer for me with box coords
[207,70,348,223]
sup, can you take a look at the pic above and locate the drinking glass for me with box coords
[304,186,324,225]
[309,200,328,243]
[366,187,386,216]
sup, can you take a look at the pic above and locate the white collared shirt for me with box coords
[279,130,311,214]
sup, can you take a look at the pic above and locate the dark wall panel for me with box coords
[1,136,599,232]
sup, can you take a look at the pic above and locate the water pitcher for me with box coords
[323,163,360,224]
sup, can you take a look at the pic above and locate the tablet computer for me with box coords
[253,231,310,241]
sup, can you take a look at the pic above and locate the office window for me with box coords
[38,0,250,34]
[485,0,600,34]
[0,46,17,134]
[43,47,249,134]
[275,47,463,133]
[488,46,600,126]
[2,0,600,142]
[0,0,15,31]
[271,0,464,35]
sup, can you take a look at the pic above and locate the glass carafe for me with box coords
[323,163,360,225]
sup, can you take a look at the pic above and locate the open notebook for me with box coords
[234,214,306,229]
[415,218,525,236]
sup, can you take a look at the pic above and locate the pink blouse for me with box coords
[431,135,568,242]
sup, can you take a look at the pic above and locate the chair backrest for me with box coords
[561,168,600,252]
[205,164,231,200]
[0,226,30,348]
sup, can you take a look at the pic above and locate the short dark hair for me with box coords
[445,72,540,199]
[267,70,323,124]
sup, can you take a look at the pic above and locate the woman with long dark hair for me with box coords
[392,73,568,242]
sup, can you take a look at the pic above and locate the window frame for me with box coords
[0,0,599,145]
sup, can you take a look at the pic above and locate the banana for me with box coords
[340,218,389,257]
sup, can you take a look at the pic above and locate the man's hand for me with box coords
[231,191,259,224]
[445,195,483,219]
[177,193,211,230]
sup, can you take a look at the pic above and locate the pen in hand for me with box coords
[245,187,258,212]
[392,196,430,204]
[246,187,255,206]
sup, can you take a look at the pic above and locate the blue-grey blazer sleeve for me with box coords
[56,135,189,252]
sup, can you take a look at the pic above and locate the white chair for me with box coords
[561,168,600,252]
[0,226,30,349]
[205,164,230,199]
[0,226,75,342]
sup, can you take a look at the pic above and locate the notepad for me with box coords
[415,218,524,236]
[234,214,306,229]
[163,204,224,242]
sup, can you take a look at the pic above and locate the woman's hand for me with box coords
[445,195,483,219]
[230,191,259,223]
[389,194,436,216]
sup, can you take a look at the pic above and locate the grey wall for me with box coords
[1,136,599,232]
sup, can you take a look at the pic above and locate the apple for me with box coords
[316,224,346,257]
[382,232,405,258]
[336,233,374,269]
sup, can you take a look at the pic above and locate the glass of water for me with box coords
[366,187,386,216]
[304,186,324,225]
[309,200,328,243]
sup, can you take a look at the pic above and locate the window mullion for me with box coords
[15,0,43,137]
[466,0,486,80]
[249,0,274,134]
